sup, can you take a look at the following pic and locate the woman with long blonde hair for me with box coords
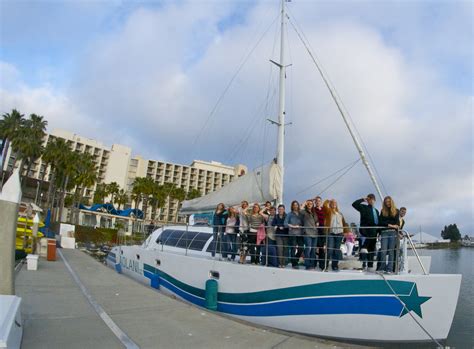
[322,199,349,271]
[378,196,400,273]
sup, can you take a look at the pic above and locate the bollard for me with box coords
[205,279,218,311]
[47,239,57,261]
[0,169,21,295]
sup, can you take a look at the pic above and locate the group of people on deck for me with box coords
[211,193,407,273]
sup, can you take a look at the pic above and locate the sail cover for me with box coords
[180,162,282,214]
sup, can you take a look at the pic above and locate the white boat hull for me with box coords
[107,245,461,343]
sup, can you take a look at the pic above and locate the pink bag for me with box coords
[256,224,266,245]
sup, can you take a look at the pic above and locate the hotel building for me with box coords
[2,129,246,225]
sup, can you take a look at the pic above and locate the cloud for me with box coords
[1,0,472,235]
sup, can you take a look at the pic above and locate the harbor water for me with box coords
[384,247,473,348]
[425,247,473,348]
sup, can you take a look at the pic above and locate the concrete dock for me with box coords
[15,249,367,349]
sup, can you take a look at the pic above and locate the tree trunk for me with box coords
[17,158,25,180]
[21,160,31,191]
[75,186,86,225]
[70,187,79,224]
[45,171,56,211]
[57,175,69,223]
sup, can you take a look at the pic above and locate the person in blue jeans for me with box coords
[272,205,288,268]
[378,196,400,273]
[323,199,349,271]
[261,206,278,267]
[223,207,239,261]
[300,200,318,270]
[211,203,228,258]
[284,201,303,269]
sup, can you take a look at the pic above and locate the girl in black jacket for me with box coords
[378,196,400,273]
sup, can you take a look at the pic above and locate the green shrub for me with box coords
[74,225,118,244]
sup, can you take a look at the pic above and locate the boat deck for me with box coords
[15,249,369,349]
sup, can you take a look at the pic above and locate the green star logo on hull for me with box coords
[399,284,431,318]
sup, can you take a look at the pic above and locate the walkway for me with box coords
[16,249,367,349]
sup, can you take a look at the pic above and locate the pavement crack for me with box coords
[271,336,291,348]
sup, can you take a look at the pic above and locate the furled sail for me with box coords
[180,162,282,214]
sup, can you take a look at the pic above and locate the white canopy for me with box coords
[180,162,282,214]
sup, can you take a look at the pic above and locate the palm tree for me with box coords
[134,177,155,215]
[12,114,47,187]
[93,183,108,204]
[56,151,80,222]
[186,188,202,200]
[131,177,143,209]
[106,181,120,206]
[148,183,167,218]
[0,109,25,172]
[72,153,97,223]
[42,138,70,212]
[115,189,129,210]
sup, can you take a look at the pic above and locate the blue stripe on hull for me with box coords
[218,296,402,317]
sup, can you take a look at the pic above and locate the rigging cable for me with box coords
[294,158,360,196]
[190,12,281,152]
[377,272,444,348]
[316,159,361,197]
[226,89,277,164]
[286,9,388,197]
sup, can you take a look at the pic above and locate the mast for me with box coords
[275,0,286,205]
[336,101,385,201]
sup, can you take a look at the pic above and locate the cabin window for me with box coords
[156,229,173,245]
[165,230,185,247]
[206,237,222,254]
[189,232,210,251]
[155,229,211,250]
[175,231,196,249]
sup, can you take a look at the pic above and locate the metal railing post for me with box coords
[403,234,408,272]
[395,229,400,274]
[161,222,165,251]
[324,233,328,271]
[185,223,189,256]
[265,234,268,266]
[219,226,222,259]
[405,230,428,275]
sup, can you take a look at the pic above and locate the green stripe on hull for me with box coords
[219,279,413,303]
[144,263,205,298]
[144,264,415,304]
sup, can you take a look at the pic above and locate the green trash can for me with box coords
[205,279,218,311]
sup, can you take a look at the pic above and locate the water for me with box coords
[383,247,473,348]
[422,247,473,348]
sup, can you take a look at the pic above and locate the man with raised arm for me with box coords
[352,194,379,270]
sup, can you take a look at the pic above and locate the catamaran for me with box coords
[107,1,461,344]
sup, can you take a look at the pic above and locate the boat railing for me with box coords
[152,223,427,275]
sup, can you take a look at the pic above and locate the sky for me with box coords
[1,0,472,236]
